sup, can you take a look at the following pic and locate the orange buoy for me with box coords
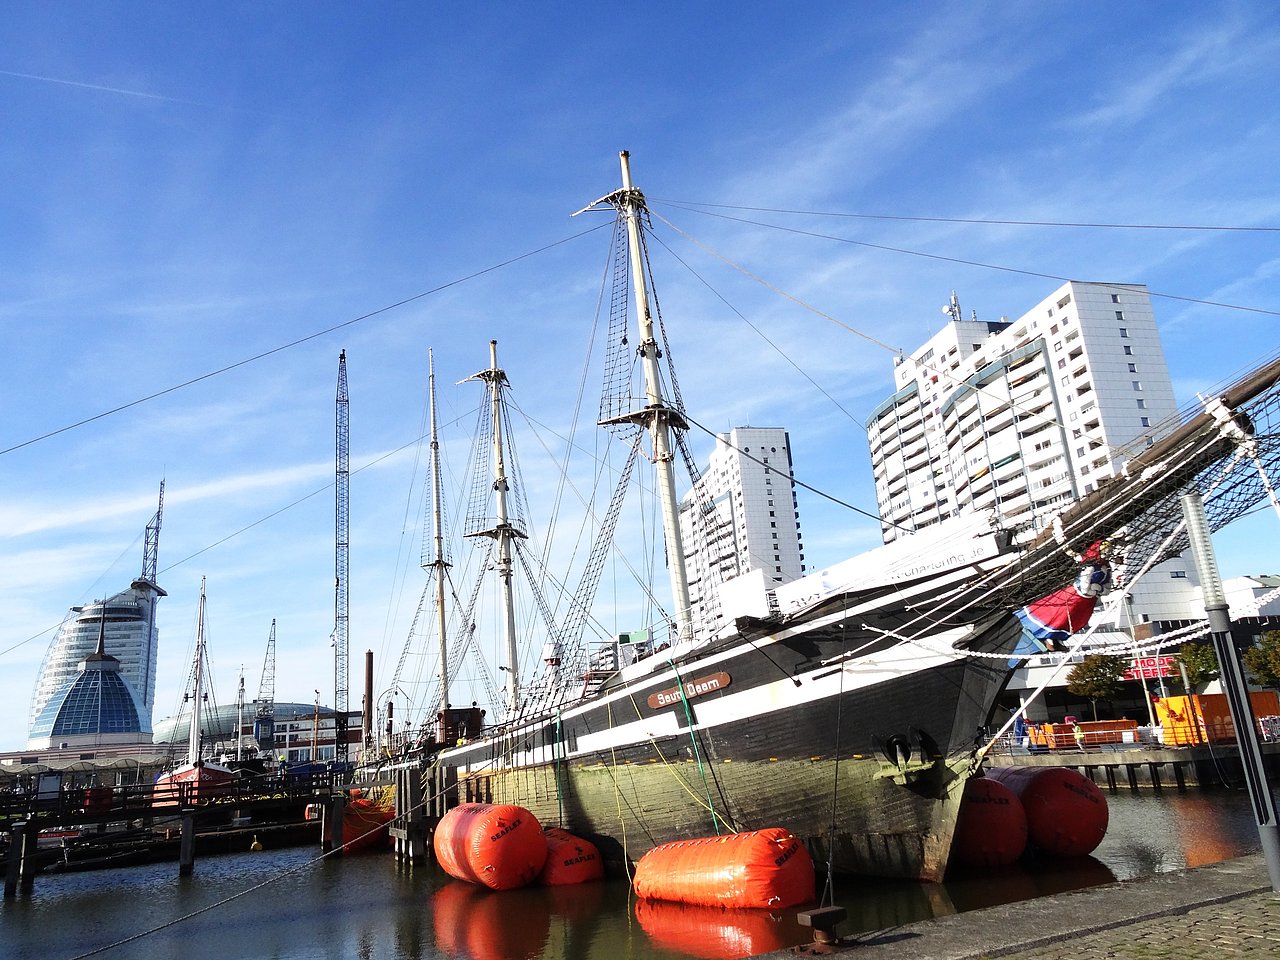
[539,827,604,886]
[952,775,1028,868]
[984,766,1108,858]
[343,796,393,853]
[433,803,548,890]
[635,898,791,959]
[632,827,815,909]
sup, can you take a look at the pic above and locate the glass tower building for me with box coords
[27,611,152,749]
[28,580,165,747]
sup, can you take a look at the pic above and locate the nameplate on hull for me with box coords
[647,672,731,709]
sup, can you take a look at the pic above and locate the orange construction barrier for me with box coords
[1155,692,1280,745]
[433,803,547,890]
[632,827,815,909]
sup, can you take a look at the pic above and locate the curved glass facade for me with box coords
[27,648,151,748]
[29,582,164,746]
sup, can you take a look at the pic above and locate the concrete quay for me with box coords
[781,853,1279,959]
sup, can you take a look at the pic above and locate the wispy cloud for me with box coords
[1067,19,1280,129]
[0,67,278,116]
[0,461,330,539]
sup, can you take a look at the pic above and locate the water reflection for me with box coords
[634,899,794,959]
[0,790,1265,960]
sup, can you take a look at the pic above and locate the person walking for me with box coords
[1073,720,1087,753]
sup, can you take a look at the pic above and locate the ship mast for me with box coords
[187,577,208,766]
[465,340,525,712]
[607,151,694,645]
[427,349,452,710]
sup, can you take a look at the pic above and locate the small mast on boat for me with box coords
[577,150,695,647]
[427,349,452,714]
[464,340,527,714]
[187,578,209,765]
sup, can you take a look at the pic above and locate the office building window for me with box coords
[1137,399,1146,409]
[1140,417,1151,427]
[1119,327,1129,337]
[1111,294,1120,303]
[1128,363,1137,373]
[1115,311,1125,321]
[1123,345,1133,355]
[1132,381,1142,391]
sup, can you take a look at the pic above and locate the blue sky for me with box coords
[2,4,1279,751]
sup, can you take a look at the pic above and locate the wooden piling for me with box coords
[179,814,196,877]
[4,820,40,898]
[320,793,347,853]
[390,766,430,863]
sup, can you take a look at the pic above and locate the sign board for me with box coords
[1124,655,1174,681]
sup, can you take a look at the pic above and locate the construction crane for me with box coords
[334,351,350,763]
[253,619,277,755]
[130,479,166,714]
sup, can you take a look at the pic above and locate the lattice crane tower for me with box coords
[334,351,350,762]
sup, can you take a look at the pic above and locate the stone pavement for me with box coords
[778,853,1280,959]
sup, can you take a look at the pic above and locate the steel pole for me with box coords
[1182,492,1280,891]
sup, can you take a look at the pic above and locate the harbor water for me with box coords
[1,788,1268,960]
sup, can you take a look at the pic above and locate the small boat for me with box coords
[154,578,235,805]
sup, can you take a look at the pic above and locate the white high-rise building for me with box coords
[679,427,805,640]
[867,281,1197,622]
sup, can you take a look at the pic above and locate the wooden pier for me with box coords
[985,739,1280,792]
[2,772,332,896]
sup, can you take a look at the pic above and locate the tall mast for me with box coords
[428,349,452,709]
[334,351,350,762]
[236,668,245,761]
[465,340,525,712]
[615,151,693,644]
[188,577,207,766]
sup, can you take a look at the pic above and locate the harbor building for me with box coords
[866,282,1198,624]
[152,703,363,765]
[678,426,805,641]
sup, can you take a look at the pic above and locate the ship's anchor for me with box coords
[872,728,943,785]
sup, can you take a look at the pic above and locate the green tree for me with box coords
[1243,630,1280,689]
[1066,654,1130,720]
[1168,642,1220,694]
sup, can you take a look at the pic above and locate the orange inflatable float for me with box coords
[342,796,393,852]
[951,775,1028,868]
[539,827,604,885]
[433,803,548,890]
[984,766,1108,858]
[632,827,815,908]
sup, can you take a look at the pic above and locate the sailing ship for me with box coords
[154,578,236,804]
[394,152,1280,882]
